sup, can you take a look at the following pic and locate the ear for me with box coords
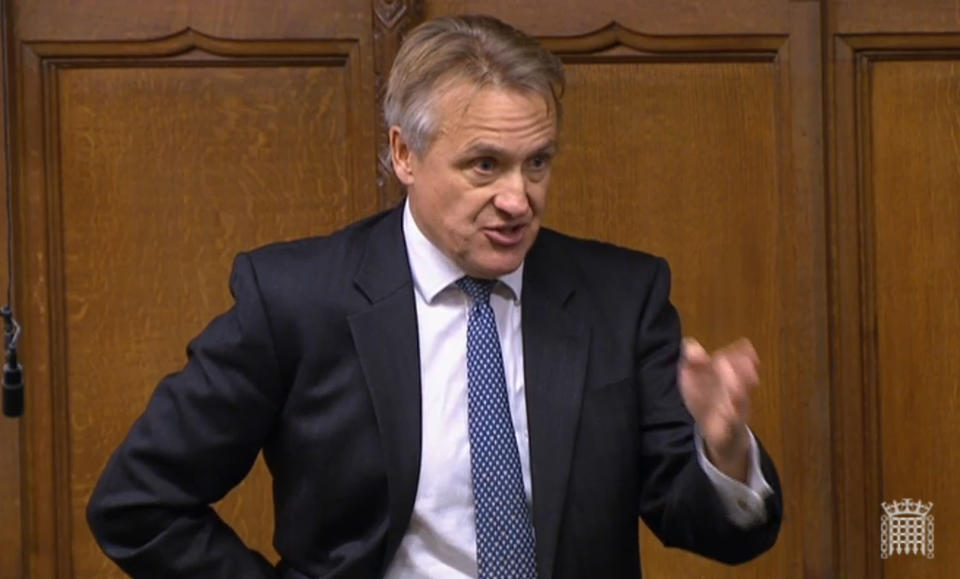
[389,127,416,186]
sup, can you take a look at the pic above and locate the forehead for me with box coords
[430,81,557,150]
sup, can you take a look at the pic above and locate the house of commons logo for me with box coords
[881,498,934,559]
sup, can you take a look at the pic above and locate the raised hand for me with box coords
[678,337,759,482]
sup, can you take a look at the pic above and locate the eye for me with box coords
[472,157,498,174]
[526,153,553,175]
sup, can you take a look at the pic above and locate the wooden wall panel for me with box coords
[872,59,960,576]
[13,0,373,41]
[0,414,21,576]
[425,0,789,35]
[832,46,960,577]
[59,59,363,577]
[0,17,23,574]
[827,2,960,576]
[9,2,380,572]
[374,0,425,207]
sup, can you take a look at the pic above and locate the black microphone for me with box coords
[1,306,22,417]
[1,0,21,418]
[2,345,22,417]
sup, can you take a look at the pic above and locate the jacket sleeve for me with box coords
[86,253,284,578]
[634,258,783,564]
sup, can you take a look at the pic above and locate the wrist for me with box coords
[703,424,750,482]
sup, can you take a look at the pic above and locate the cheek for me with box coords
[528,180,550,213]
[428,182,482,236]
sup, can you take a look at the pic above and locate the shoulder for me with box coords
[238,207,398,284]
[246,208,396,268]
[223,206,404,317]
[526,228,677,338]
[531,227,668,281]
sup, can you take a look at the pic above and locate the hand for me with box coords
[678,337,759,482]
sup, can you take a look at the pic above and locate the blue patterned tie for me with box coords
[457,276,537,579]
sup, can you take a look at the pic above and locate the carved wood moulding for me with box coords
[836,32,960,436]
[541,21,787,62]
[373,0,424,209]
[830,33,960,578]
[17,28,361,574]
[26,27,357,62]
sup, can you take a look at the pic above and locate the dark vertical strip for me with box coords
[372,0,423,210]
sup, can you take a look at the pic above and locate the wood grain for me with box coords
[15,0,373,40]
[826,3,960,577]
[833,0,960,32]
[870,58,960,578]
[56,62,365,576]
[425,0,789,35]
[9,0,378,569]
[0,30,24,576]
[373,0,425,209]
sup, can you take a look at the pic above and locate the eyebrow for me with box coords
[457,140,558,160]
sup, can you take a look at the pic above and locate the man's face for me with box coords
[391,82,558,279]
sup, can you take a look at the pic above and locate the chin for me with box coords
[470,255,526,279]
[459,238,534,279]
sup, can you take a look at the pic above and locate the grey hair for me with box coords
[383,14,565,158]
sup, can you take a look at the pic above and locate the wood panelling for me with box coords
[0,10,23,572]
[425,0,789,35]
[832,49,960,578]
[872,58,960,577]
[11,10,378,573]
[831,0,960,33]
[827,6,960,571]
[0,415,21,577]
[59,58,364,576]
[374,0,424,208]
[14,1,373,41]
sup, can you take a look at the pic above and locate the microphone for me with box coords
[1,0,22,418]
[1,306,22,417]
[2,345,22,417]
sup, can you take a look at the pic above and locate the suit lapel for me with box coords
[347,207,422,571]
[347,216,590,576]
[522,233,590,579]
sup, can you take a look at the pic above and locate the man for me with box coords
[88,14,781,578]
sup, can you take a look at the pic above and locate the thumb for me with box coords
[682,337,710,366]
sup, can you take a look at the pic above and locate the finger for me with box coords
[715,339,759,386]
[682,337,710,365]
[721,350,760,389]
[731,337,758,364]
[714,354,755,422]
[714,355,739,391]
[731,387,751,422]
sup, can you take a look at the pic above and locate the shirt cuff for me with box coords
[694,427,773,529]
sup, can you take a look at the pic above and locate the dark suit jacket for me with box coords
[87,205,782,578]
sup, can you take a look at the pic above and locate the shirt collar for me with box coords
[402,199,523,304]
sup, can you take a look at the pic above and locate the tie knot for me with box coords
[456,276,496,304]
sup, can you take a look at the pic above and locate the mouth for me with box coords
[483,224,528,246]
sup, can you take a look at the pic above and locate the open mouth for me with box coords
[483,224,527,246]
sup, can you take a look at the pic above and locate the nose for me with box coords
[493,169,530,218]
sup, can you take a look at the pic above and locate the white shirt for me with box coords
[384,201,772,578]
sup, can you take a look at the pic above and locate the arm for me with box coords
[634,258,782,564]
[86,254,283,578]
